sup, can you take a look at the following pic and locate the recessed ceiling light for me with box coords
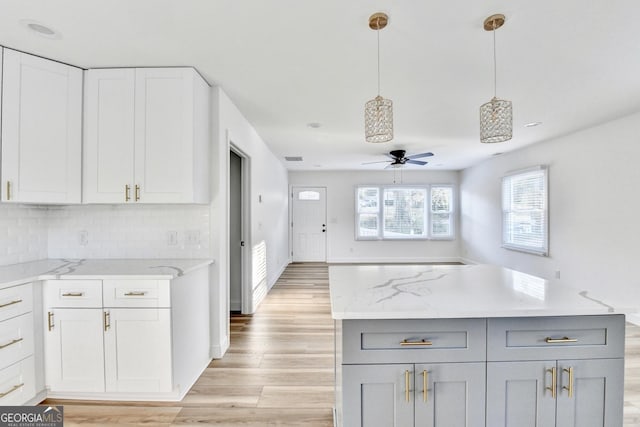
[20,20,61,39]
[492,152,504,156]
[284,156,303,162]
[524,121,542,128]
[307,122,322,129]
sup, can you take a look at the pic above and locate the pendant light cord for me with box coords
[492,22,497,98]
[377,22,381,96]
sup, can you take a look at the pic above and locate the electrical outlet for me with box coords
[185,230,201,246]
[79,230,89,246]
[167,231,178,246]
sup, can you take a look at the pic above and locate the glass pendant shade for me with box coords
[365,95,394,143]
[480,96,512,143]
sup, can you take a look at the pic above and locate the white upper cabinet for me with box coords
[1,49,82,204]
[84,67,210,204]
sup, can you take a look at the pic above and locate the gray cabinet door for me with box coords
[487,361,557,427]
[556,358,623,427]
[343,364,414,427]
[415,362,485,427]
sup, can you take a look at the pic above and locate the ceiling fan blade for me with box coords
[406,159,428,166]
[406,152,434,160]
[362,160,391,165]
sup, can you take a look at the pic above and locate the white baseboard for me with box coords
[210,334,229,359]
[327,256,465,264]
[459,257,481,265]
[268,260,289,290]
[626,313,640,326]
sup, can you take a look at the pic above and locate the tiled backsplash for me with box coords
[0,204,210,266]
[0,204,49,265]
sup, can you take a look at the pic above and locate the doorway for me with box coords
[291,187,327,262]
[229,150,243,312]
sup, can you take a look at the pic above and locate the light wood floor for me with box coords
[44,263,640,426]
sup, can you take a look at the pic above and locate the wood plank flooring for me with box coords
[44,263,640,426]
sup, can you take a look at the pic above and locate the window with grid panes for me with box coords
[502,166,548,255]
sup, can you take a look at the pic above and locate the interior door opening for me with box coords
[229,150,243,313]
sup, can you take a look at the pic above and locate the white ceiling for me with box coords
[1,1,639,171]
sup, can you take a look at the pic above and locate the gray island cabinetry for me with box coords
[330,264,626,427]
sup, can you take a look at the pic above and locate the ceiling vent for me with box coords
[285,156,303,162]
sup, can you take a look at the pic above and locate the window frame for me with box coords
[501,165,549,256]
[355,184,456,241]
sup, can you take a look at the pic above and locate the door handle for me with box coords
[546,367,557,399]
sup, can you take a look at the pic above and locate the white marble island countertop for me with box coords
[330,264,626,320]
[0,258,214,288]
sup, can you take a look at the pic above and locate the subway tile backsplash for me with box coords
[0,204,49,265]
[0,204,210,266]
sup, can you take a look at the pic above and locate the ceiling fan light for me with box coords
[480,97,512,143]
[365,95,393,143]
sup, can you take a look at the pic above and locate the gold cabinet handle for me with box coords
[62,292,84,297]
[400,339,433,346]
[6,181,10,201]
[0,383,24,398]
[125,184,131,202]
[422,370,428,403]
[47,311,54,331]
[135,184,140,201]
[545,337,577,344]
[405,370,410,402]
[124,291,146,296]
[562,367,574,398]
[545,367,557,398]
[104,311,111,331]
[0,338,23,350]
[0,299,22,309]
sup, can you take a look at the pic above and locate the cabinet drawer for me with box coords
[342,318,486,364]
[0,283,33,322]
[103,280,170,308]
[0,356,36,406]
[45,280,102,308]
[0,313,34,369]
[487,315,625,361]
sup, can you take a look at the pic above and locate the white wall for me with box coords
[289,170,460,263]
[0,204,48,265]
[460,111,640,314]
[209,87,289,358]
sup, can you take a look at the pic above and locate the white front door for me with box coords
[292,187,327,262]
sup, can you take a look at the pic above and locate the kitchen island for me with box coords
[330,264,626,427]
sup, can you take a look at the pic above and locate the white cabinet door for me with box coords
[83,67,209,204]
[1,49,82,204]
[103,308,172,393]
[44,309,105,392]
[134,68,208,203]
[83,69,136,203]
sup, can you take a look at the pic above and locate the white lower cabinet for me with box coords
[44,308,105,392]
[343,362,485,427]
[0,282,40,405]
[103,308,171,393]
[43,267,210,401]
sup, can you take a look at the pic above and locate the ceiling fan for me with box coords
[362,149,434,169]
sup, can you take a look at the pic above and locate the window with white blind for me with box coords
[356,185,454,240]
[502,166,548,255]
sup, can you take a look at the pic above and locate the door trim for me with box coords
[228,139,252,314]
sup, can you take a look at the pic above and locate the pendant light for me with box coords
[365,12,393,143]
[480,14,512,143]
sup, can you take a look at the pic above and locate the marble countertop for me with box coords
[330,264,627,320]
[0,258,214,288]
